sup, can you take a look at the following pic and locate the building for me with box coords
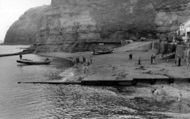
[179,23,190,42]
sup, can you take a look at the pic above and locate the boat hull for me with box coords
[93,50,113,55]
[17,59,51,65]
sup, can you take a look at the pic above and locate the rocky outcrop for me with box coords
[4,0,190,52]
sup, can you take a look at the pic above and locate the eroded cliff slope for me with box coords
[4,0,190,52]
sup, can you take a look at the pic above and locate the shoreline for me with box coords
[39,45,190,118]
[38,42,190,83]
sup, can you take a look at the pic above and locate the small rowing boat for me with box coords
[17,59,51,65]
[93,49,113,55]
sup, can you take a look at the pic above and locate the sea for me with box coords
[0,45,74,119]
[0,45,164,119]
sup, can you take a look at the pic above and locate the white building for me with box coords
[179,22,190,42]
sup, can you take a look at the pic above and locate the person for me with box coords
[76,57,80,64]
[177,56,181,67]
[129,53,133,60]
[45,58,50,61]
[83,56,86,64]
[177,91,183,113]
[138,57,141,65]
[92,49,96,55]
[184,47,190,66]
[87,61,91,66]
[19,54,22,59]
[90,57,93,64]
[151,54,156,64]
[151,55,153,64]
[83,65,89,74]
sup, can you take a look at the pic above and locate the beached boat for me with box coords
[17,59,51,65]
[93,49,113,55]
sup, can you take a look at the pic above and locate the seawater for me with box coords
[0,45,143,119]
[0,45,72,119]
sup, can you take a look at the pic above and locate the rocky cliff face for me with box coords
[4,6,50,45]
[4,0,190,52]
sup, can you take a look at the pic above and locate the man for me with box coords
[184,47,190,66]
[138,57,141,65]
[151,54,156,64]
[178,57,182,67]
[45,58,50,61]
[19,54,22,59]
[82,56,86,64]
[129,53,133,60]
[176,56,181,67]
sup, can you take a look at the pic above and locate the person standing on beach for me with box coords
[177,91,183,113]
[176,56,181,67]
[76,57,80,65]
[19,54,22,59]
[83,56,86,64]
[138,57,141,65]
[83,64,89,74]
[151,54,156,64]
[129,53,133,60]
[87,57,91,66]
[90,57,93,64]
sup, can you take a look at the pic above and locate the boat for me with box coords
[17,59,51,65]
[0,49,34,57]
[92,48,113,55]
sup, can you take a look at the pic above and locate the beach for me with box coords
[1,44,190,118]
[40,41,190,118]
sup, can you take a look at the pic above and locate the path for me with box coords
[114,41,151,52]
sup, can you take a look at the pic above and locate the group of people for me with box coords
[129,52,184,67]
[128,53,156,65]
[73,56,93,66]
[72,56,93,75]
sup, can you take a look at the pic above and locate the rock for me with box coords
[4,0,190,52]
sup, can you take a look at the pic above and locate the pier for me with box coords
[18,77,190,86]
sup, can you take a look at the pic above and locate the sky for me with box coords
[0,0,51,43]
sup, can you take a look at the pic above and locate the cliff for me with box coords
[4,6,50,45]
[4,0,190,52]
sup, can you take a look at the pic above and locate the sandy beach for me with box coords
[39,41,190,118]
